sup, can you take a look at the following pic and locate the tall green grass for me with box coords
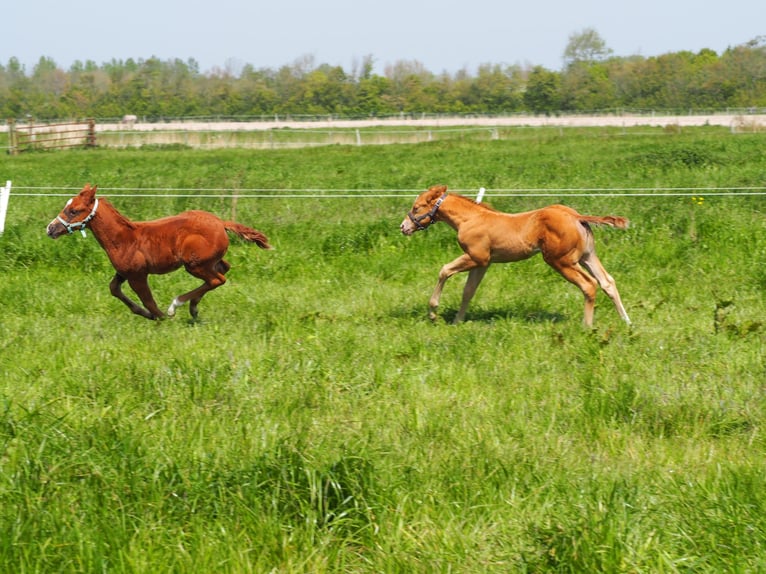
[1,127,765,572]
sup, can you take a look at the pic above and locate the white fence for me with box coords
[92,112,766,131]
[82,113,766,150]
[4,113,765,152]
[0,181,11,234]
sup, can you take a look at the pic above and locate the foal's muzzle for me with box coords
[46,220,66,239]
[399,216,418,236]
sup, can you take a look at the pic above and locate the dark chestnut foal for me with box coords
[47,183,272,320]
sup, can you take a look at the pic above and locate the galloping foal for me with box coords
[400,185,631,327]
[47,183,272,320]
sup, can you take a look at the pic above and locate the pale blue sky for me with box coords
[5,0,764,74]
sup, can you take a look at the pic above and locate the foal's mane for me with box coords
[452,192,498,212]
[98,197,138,229]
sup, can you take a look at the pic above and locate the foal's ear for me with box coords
[81,183,97,202]
[428,184,447,197]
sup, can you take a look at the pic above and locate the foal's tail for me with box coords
[224,221,273,249]
[579,214,630,229]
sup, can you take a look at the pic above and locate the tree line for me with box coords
[1,31,765,121]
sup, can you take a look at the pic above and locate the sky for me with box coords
[5,0,764,75]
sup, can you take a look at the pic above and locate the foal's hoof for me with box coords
[167,297,183,317]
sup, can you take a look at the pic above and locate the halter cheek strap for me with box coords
[408,192,447,231]
[58,198,99,237]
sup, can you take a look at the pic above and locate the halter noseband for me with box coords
[408,192,447,231]
[57,197,99,237]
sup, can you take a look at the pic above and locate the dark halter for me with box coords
[408,192,447,231]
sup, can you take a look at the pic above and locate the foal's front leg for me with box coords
[429,253,482,322]
[454,266,489,324]
[109,273,156,319]
[121,274,165,320]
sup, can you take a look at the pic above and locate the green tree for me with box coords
[239,66,279,115]
[471,64,523,112]
[604,55,646,107]
[560,61,618,111]
[717,40,766,106]
[642,51,697,109]
[301,65,349,114]
[1,58,31,118]
[26,57,69,118]
[523,66,561,113]
[563,28,613,67]
[3,38,766,120]
[383,60,436,112]
[356,73,393,115]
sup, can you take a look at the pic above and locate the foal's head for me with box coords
[400,184,448,236]
[46,183,100,239]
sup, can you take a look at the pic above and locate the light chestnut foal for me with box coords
[400,185,631,327]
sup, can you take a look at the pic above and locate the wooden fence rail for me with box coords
[7,119,96,154]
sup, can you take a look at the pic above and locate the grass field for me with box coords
[1,127,765,572]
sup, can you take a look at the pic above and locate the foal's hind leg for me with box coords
[216,259,231,275]
[188,260,231,317]
[109,273,160,320]
[545,258,600,327]
[167,261,228,318]
[581,252,631,324]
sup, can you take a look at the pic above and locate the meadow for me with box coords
[0,127,764,572]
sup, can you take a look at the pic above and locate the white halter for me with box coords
[57,197,99,237]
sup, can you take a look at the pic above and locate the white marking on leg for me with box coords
[167,297,186,317]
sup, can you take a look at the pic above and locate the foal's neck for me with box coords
[438,194,487,228]
[88,199,136,245]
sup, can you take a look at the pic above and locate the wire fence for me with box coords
[4,183,762,238]
[7,185,766,199]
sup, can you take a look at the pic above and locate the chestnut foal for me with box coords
[400,185,630,327]
[47,184,272,320]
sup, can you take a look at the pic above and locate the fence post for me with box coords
[0,181,11,234]
[7,120,18,155]
[87,118,96,147]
